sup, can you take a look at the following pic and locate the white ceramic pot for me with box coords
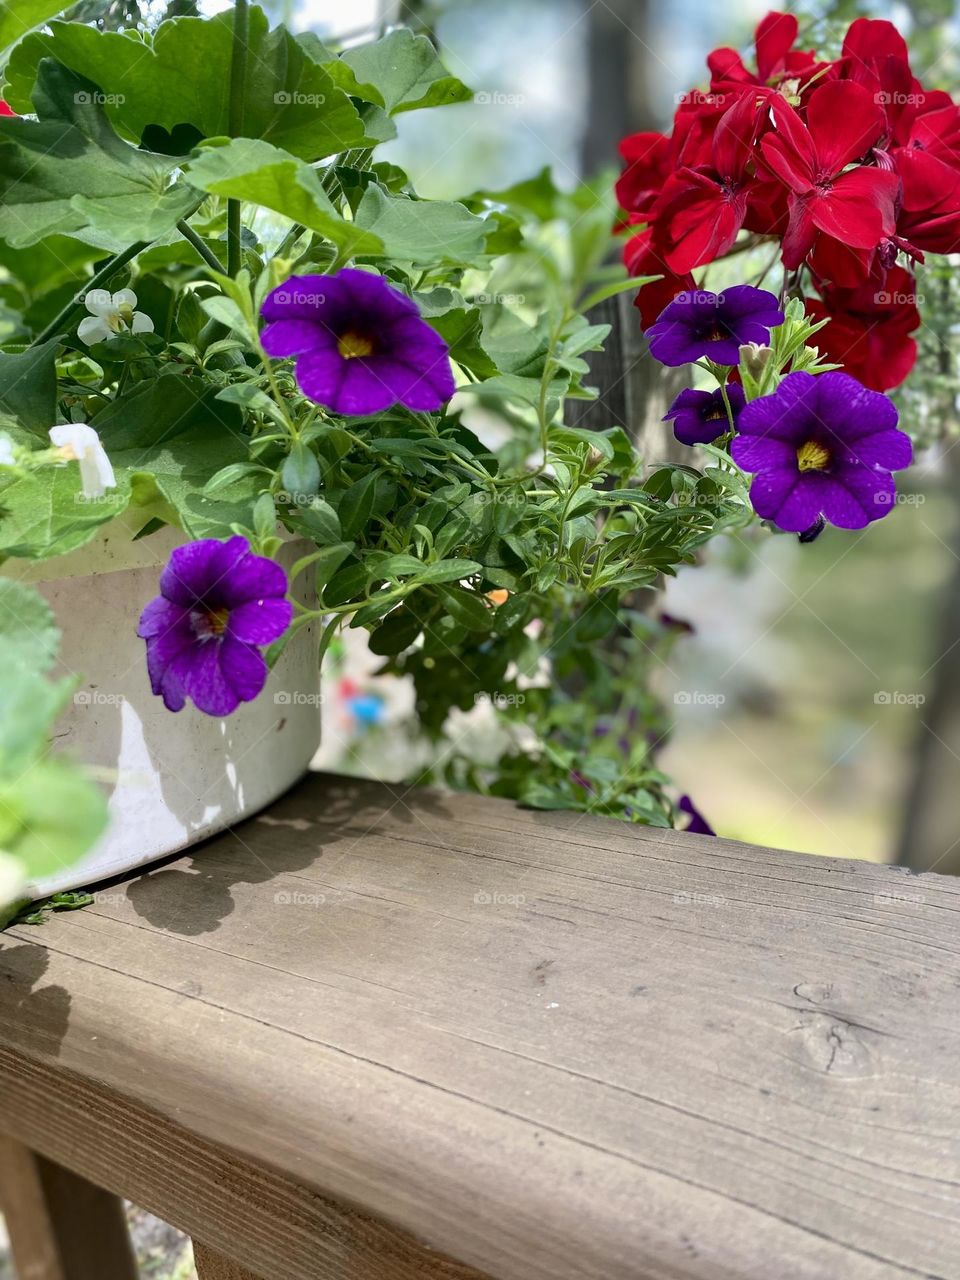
[7,518,321,899]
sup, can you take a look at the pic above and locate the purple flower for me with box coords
[260,269,455,415]
[678,795,716,836]
[137,537,292,716]
[647,286,784,366]
[730,371,913,533]
[663,383,746,445]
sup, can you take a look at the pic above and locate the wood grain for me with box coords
[0,1133,137,1280]
[1,772,959,1280]
[193,1242,264,1280]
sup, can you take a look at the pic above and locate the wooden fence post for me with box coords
[0,1133,137,1280]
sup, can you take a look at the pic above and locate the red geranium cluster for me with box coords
[617,12,958,390]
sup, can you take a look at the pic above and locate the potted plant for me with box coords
[0,4,938,916]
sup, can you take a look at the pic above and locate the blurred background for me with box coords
[263,0,959,872]
[3,0,960,1276]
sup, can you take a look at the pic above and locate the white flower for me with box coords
[77,288,154,346]
[0,851,26,911]
[49,424,116,499]
[0,434,15,467]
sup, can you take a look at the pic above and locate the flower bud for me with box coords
[584,446,605,473]
[739,342,773,380]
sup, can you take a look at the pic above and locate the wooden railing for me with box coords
[1,772,957,1279]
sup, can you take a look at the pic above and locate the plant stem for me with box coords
[176,220,226,274]
[33,240,150,347]
[226,0,249,277]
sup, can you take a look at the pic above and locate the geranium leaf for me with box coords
[0,61,196,251]
[354,187,490,265]
[5,8,373,162]
[0,336,61,434]
[342,28,472,114]
[186,140,384,256]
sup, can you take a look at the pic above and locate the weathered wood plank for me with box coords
[194,1243,263,1280]
[0,1132,137,1280]
[1,772,959,1280]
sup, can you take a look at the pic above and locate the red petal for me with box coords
[760,96,816,189]
[842,17,909,65]
[806,81,885,175]
[707,46,752,85]
[755,11,798,82]
[713,92,760,179]
[809,168,899,249]
[781,194,817,268]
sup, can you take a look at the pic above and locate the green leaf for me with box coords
[285,496,340,544]
[439,586,492,631]
[0,465,131,560]
[0,757,107,881]
[186,140,384,256]
[341,28,472,114]
[578,274,657,312]
[0,578,60,673]
[0,336,60,435]
[338,472,379,539]
[91,370,243,451]
[354,187,490,265]
[0,0,67,58]
[0,61,196,251]
[5,9,372,162]
[116,436,259,540]
[414,558,481,584]
[281,442,321,500]
[367,605,422,656]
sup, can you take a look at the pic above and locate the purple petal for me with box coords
[261,274,344,322]
[227,597,293,644]
[845,429,913,471]
[261,318,331,358]
[138,596,187,639]
[219,636,269,705]
[334,361,399,414]
[823,467,897,528]
[159,537,247,607]
[730,435,795,471]
[173,641,240,717]
[294,348,347,408]
[215,551,288,608]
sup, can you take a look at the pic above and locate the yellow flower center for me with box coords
[796,440,831,473]
[337,331,374,360]
[205,608,230,636]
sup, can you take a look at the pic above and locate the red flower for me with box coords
[761,80,900,267]
[805,267,920,391]
[622,226,695,328]
[654,93,765,273]
[894,147,960,256]
[615,132,671,219]
[708,11,818,90]
[0,102,15,118]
